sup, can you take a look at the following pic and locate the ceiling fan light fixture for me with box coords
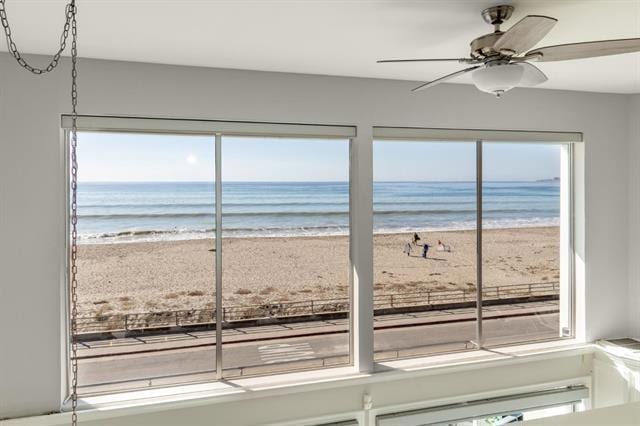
[378,5,640,97]
[472,63,524,97]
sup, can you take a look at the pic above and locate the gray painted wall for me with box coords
[0,53,634,419]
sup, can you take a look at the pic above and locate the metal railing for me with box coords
[374,281,559,309]
[77,281,559,334]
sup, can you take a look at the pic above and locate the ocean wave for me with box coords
[80,225,347,239]
[80,200,486,209]
[80,203,216,209]
[78,217,560,244]
[81,201,344,209]
[80,212,214,219]
[78,225,351,244]
[79,207,558,220]
[374,218,560,235]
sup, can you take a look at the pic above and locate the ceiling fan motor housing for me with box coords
[470,32,504,59]
[472,5,516,60]
[482,4,514,26]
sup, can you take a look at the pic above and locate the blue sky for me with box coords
[77,132,560,182]
[374,141,561,181]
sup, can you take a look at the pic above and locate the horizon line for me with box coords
[78,178,560,184]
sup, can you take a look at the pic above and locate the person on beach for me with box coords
[412,232,421,245]
[422,243,429,258]
[437,239,451,252]
[403,242,412,256]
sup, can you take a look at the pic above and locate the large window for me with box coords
[74,131,217,394]
[220,136,351,377]
[64,117,578,397]
[373,141,479,359]
[66,118,354,395]
[481,143,568,346]
[373,136,574,359]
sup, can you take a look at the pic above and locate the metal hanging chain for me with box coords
[69,9,79,426]
[0,1,80,425]
[0,0,76,74]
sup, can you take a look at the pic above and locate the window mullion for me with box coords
[215,133,223,379]
[476,140,484,348]
[352,126,374,373]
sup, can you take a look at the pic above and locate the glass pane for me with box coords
[74,132,216,394]
[373,141,477,360]
[429,403,576,425]
[481,142,565,347]
[221,136,350,377]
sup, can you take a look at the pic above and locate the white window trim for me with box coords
[59,115,584,413]
[373,126,583,143]
[60,114,356,139]
[371,132,578,348]
[59,115,363,409]
[58,341,592,417]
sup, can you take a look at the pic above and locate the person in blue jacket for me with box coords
[422,243,429,258]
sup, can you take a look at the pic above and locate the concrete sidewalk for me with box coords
[77,310,561,394]
[77,300,558,359]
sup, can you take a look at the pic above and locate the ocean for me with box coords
[77,181,560,243]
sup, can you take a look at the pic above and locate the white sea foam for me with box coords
[79,217,559,244]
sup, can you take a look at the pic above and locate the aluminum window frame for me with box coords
[61,115,357,401]
[372,126,582,143]
[372,127,580,353]
[216,133,355,378]
[60,117,582,404]
[61,115,356,139]
[479,139,577,348]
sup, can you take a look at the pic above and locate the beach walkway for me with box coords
[77,300,559,394]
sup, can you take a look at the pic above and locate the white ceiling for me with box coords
[2,0,640,93]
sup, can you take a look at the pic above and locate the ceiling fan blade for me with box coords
[493,15,557,55]
[412,66,481,92]
[518,62,548,87]
[377,58,475,64]
[526,38,640,62]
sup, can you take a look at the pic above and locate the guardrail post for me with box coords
[528,283,532,294]
[124,315,128,331]
[175,311,179,326]
[390,294,394,308]
[426,291,430,305]
[222,307,226,322]
[311,300,314,314]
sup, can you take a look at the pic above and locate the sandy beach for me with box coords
[77,226,559,318]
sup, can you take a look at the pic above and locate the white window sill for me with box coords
[63,340,593,417]
[376,339,594,374]
[2,340,594,425]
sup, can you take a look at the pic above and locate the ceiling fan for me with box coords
[378,4,640,97]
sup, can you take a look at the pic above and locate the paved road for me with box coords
[78,304,559,394]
